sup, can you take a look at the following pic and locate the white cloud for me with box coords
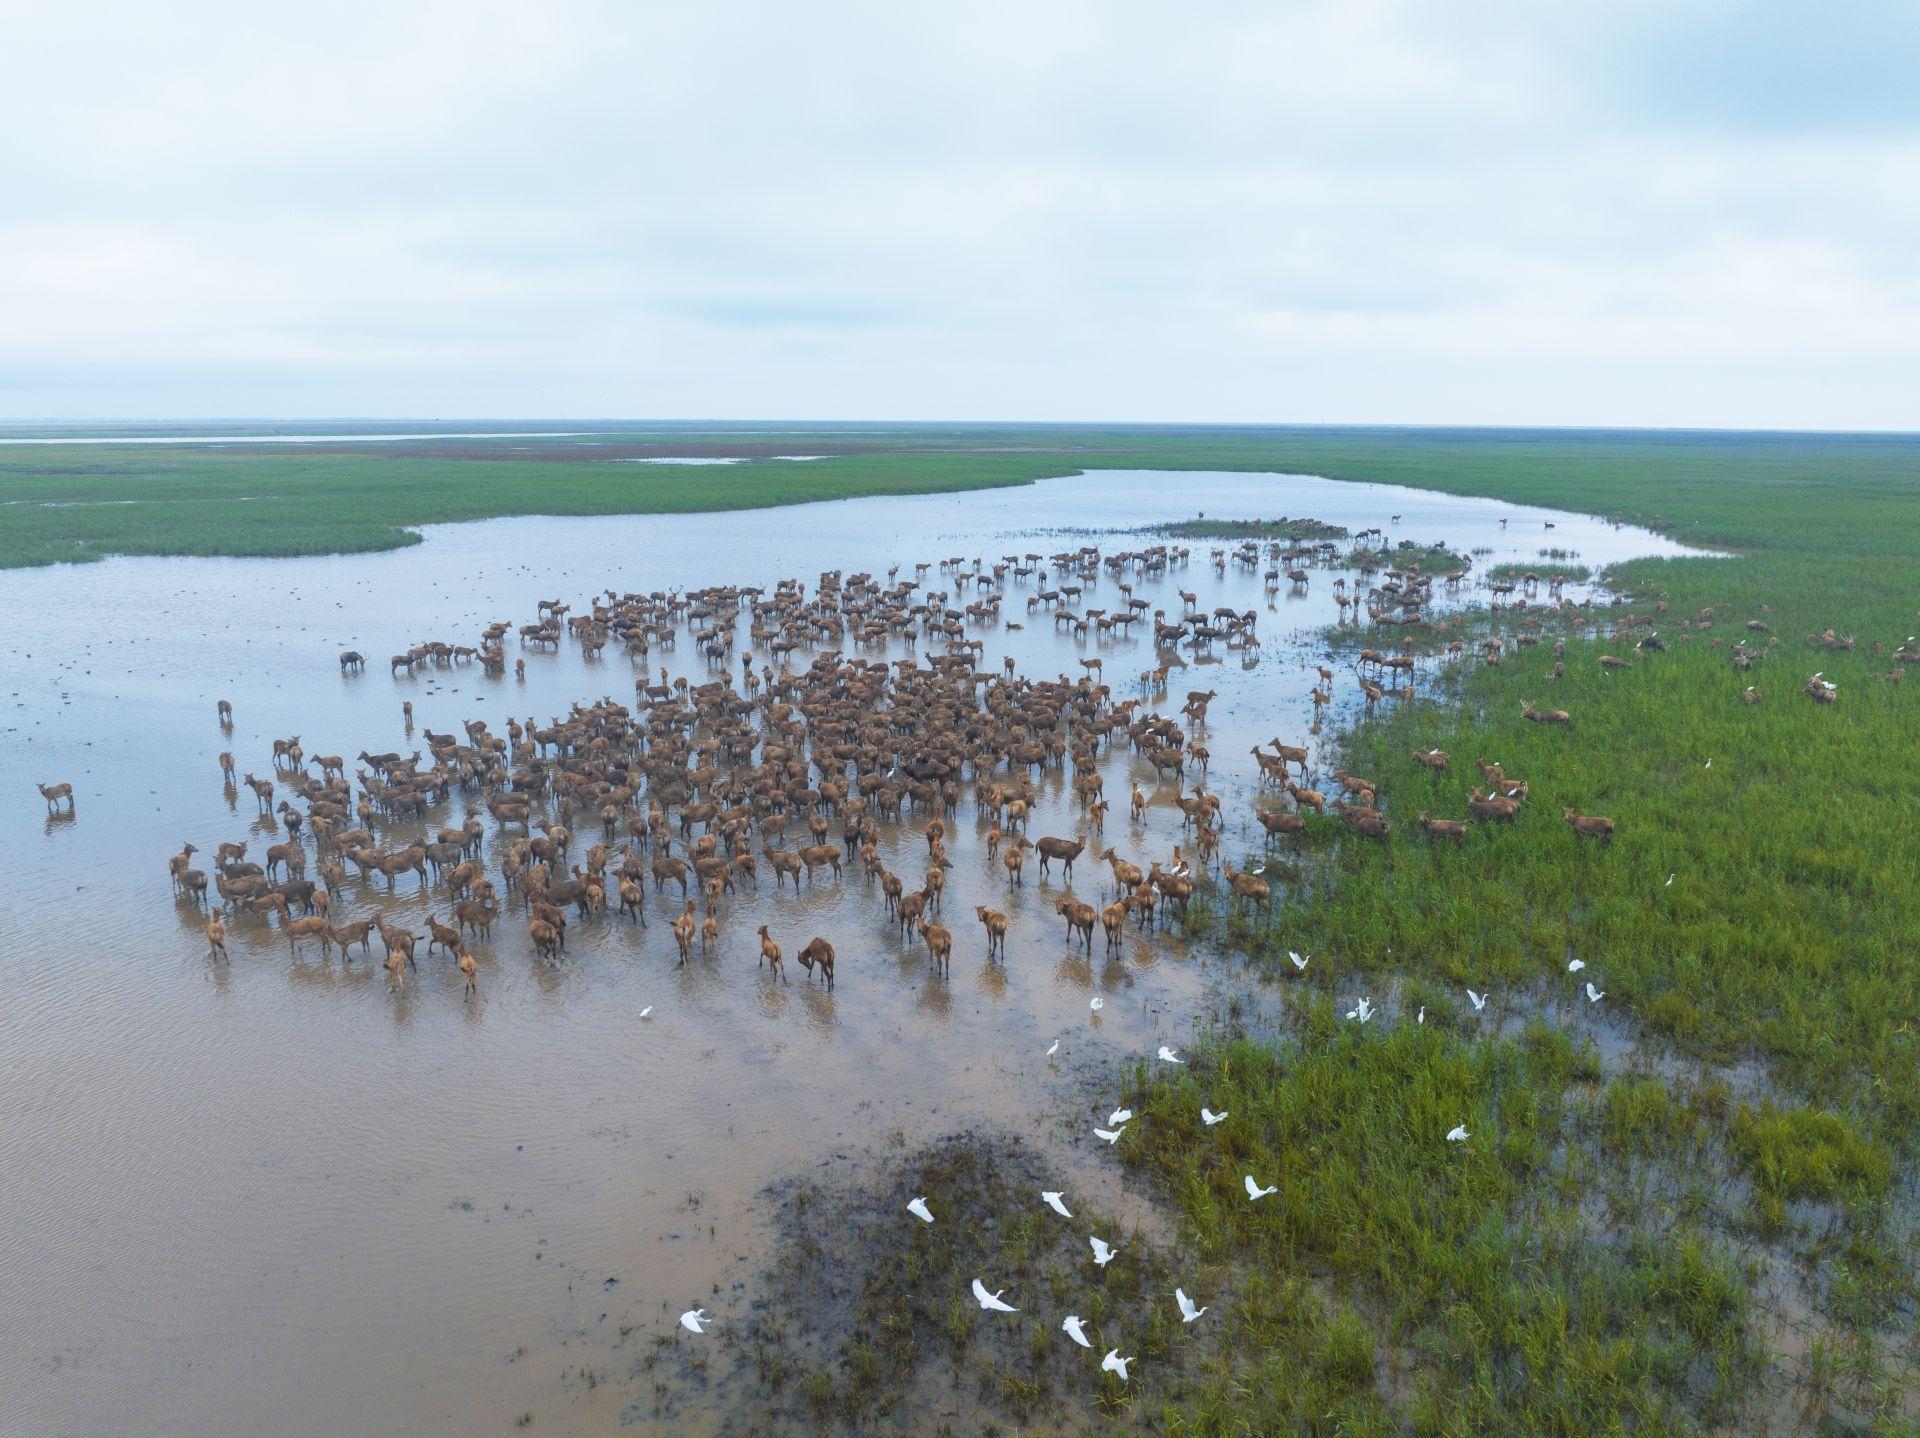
[0,0,1915,425]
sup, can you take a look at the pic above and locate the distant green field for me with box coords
[5,423,1919,571]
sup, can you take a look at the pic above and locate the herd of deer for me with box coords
[108,520,1827,1006]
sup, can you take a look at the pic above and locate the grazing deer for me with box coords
[1563,808,1614,839]
[1222,861,1271,912]
[795,937,835,990]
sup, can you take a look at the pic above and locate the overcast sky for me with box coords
[2,1,1916,427]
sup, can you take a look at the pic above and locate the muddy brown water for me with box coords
[0,470,1705,1435]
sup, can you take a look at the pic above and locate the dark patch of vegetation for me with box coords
[720,1135,1194,1433]
[1487,559,1590,582]
[1158,516,1350,542]
[1344,541,1469,575]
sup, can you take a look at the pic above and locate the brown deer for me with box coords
[1417,812,1467,841]
[798,843,843,883]
[37,781,74,812]
[672,903,697,963]
[285,915,332,956]
[530,916,563,963]
[1563,808,1614,839]
[459,947,479,998]
[1034,835,1085,881]
[1222,861,1271,912]
[795,937,835,989]
[975,905,1009,960]
[1002,835,1032,886]
[617,876,646,923]
[1267,740,1309,774]
[1521,702,1571,726]
[919,916,953,976]
[1101,900,1127,953]
[1130,883,1158,930]
[205,906,228,962]
[1099,847,1144,896]
[1149,861,1193,917]
[1285,780,1326,814]
[897,886,930,939]
[751,925,782,982]
[1467,789,1519,821]
[1055,898,1096,953]
[1256,808,1305,842]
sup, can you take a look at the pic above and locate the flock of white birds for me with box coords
[673,944,1616,1385]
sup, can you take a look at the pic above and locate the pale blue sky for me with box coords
[1,1,1915,427]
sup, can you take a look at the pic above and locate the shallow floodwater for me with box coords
[0,470,1704,1436]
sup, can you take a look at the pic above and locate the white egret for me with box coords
[1665,873,1675,887]
[1176,1287,1208,1323]
[1042,1191,1073,1218]
[1093,1124,1128,1145]
[1102,1349,1134,1380]
[1447,1125,1469,1142]
[1090,996,1105,1012]
[1346,997,1374,1023]
[639,1006,653,1019]
[1062,1315,1093,1349]
[906,1196,934,1224]
[971,1278,1018,1313]
[1090,1235,1117,1267]
[1158,1046,1184,1064]
[679,1307,712,1334]
[1046,1039,1060,1056]
[1585,982,1605,1003]
[1245,1175,1278,1200]
[1289,950,1309,971]
[1467,989,1487,1011]
[1201,1107,1228,1127]
[1108,1107,1133,1126]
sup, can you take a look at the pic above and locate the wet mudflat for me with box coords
[0,470,1700,1435]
